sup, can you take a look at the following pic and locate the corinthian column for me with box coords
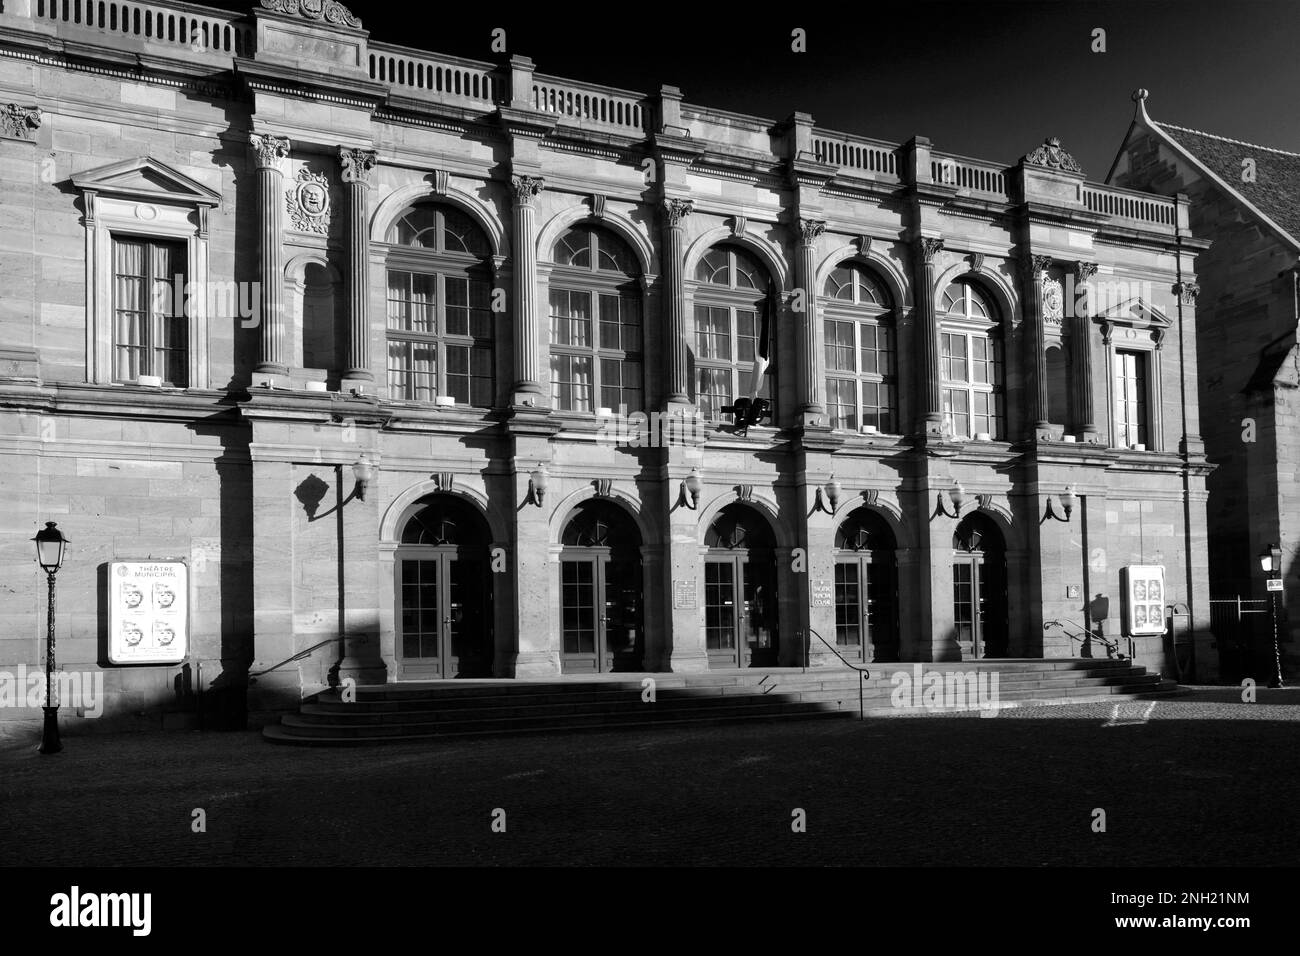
[250,133,290,375]
[511,175,545,404]
[339,147,378,383]
[1025,253,1054,437]
[796,218,826,419]
[914,236,944,436]
[662,197,694,403]
[1074,260,1099,440]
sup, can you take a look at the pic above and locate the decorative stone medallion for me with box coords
[287,168,330,234]
[1042,276,1064,326]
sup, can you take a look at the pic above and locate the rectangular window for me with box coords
[827,377,857,431]
[112,237,188,386]
[695,305,731,361]
[1114,349,1149,447]
[940,330,1002,438]
[550,353,593,412]
[943,387,970,439]
[824,319,855,372]
[387,270,493,407]
[551,288,642,413]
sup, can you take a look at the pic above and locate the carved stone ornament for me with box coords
[1076,261,1099,283]
[1023,137,1083,174]
[731,215,747,237]
[1,104,42,140]
[338,147,377,186]
[433,472,454,492]
[969,252,985,273]
[919,236,944,264]
[1042,276,1065,326]
[593,478,613,497]
[249,133,290,169]
[736,484,754,502]
[591,194,607,219]
[1176,281,1200,305]
[512,175,545,206]
[858,235,873,257]
[259,0,361,29]
[663,197,694,226]
[799,218,826,243]
[286,167,331,233]
[432,170,450,195]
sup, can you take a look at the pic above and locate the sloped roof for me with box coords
[1155,121,1300,245]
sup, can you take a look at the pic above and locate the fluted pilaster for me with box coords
[915,236,944,434]
[1074,260,1099,438]
[662,197,693,403]
[512,175,545,402]
[250,133,290,375]
[797,218,825,417]
[340,146,378,382]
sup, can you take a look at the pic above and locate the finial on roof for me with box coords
[1131,89,1151,121]
[1023,137,1082,174]
[1132,89,1149,103]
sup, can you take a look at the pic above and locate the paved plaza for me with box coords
[2,689,1298,867]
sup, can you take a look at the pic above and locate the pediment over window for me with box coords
[71,156,221,206]
[1093,297,1170,345]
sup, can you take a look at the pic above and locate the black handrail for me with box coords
[248,638,338,683]
[802,625,871,720]
[1044,619,1131,661]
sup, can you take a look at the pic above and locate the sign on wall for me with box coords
[108,561,188,665]
[672,580,697,609]
[810,580,833,607]
[1121,565,1165,637]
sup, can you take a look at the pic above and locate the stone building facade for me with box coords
[1109,90,1299,679]
[0,0,1214,729]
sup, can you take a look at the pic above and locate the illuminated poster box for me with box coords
[108,561,188,665]
[1121,565,1165,637]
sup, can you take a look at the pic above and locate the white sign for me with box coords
[108,561,188,664]
[1121,565,1165,636]
[1266,578,1284,592]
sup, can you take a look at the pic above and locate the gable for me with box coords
[70,156,221,206]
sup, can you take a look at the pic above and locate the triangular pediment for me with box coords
[1093,297,1170,329]
[71,156,220,205]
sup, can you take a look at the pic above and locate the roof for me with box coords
[1108,92,1300,252]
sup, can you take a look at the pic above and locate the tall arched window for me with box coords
[823,263,896,433]
[384,203,494,406]
[548,225,643,413]
[939,280,1004,439]
[692,245,774,423]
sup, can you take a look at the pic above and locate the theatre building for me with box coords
[0,0,1215,729]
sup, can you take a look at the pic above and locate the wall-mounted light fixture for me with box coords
[528,463,548,507]
[1045,484,1076,522]
[682,467,703,510]
[351,455,374,501]
[815,474,843,514]
[935,479,965,519]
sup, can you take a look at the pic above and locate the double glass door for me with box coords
[833,556,898,662]
[704,554,778,668]
[952,554,1007,658]
[398,549,491,678]
[560,554,643,672]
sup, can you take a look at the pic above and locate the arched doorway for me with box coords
[559,500,644,673]
[952,512,1009,659]
[704,503,779,668]
[834,508,899,662]
[395,495,494,679]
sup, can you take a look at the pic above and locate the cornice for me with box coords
[235,56,388,110]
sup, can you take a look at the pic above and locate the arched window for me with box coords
[692,245,774,423]
[384,203,494,407]
[548,225,642,413]
[823,263,896,433]
[939,280,1004,439]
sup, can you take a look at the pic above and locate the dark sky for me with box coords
[210,0,1299,178]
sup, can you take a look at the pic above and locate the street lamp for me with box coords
[682,468,703,510]
[32,521,68,755]
[935,479,965,519]
[1260,543,1285,688]
[351,455,374,501]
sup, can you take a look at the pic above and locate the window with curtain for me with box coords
[112,237,188,386]
[939,280,1004,439]
[384,203,494,406]
[823,263,896,433]
[691,244,773,423]
[1113,349,1149,448]
[548,225,642,414]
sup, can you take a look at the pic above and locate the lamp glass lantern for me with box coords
[949,479,965,511]
[1260,543,1281,575]
[34,521,68,573]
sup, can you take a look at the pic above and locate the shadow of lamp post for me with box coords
[33,521,68,755]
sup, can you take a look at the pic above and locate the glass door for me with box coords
[705,559,739,667]
[834,559,865,661]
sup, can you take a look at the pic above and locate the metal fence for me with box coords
[1209,597,1271,682]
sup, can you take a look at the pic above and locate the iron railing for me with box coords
[801,625,871,720]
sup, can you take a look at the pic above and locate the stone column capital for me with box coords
[918,236,945,265]
[1027,253,1055,276]
[662,197,694,227]
[1176,280,1200,305]
[798,218,826,245]
[1075,260,1099,282]
[512,175,545,206]
[339,146,379,187]
[249,133,290,171]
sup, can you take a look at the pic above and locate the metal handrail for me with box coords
[1044,618,1131,661]
[247,638,337,684]
[802,626,871,720]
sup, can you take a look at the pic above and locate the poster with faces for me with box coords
[108,562,187,664]
[1122,565,1165,637]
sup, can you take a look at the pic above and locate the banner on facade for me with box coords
[107,561,188,664]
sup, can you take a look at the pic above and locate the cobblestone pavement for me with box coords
[2,691,1298,866]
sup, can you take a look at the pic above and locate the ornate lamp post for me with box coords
[32,521,68,754]
[1259,543,1285,688]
